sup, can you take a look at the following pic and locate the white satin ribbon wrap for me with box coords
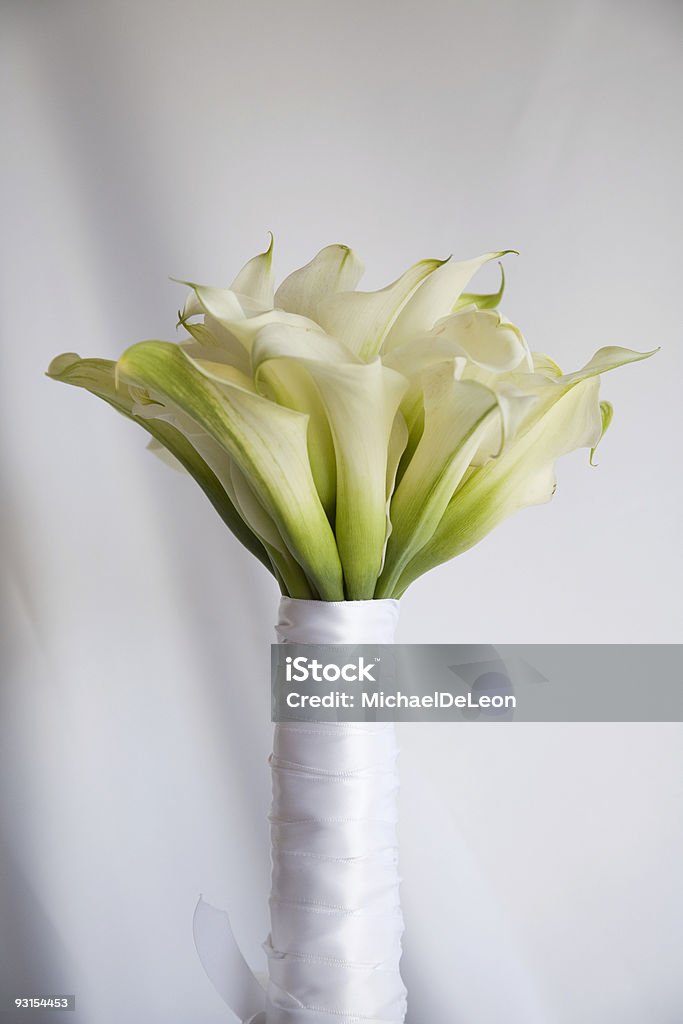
[269,598,405,1024]
[194,598,405,1024]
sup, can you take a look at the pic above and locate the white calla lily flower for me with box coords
[48,238,657,599]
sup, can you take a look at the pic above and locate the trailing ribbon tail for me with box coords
[193,895,266,1023]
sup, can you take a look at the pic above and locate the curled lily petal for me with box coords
[454,261,506,311]
[230,234,275,306]
[467,383,539,466]
[431,309,530,372]
[382,251,516,352]
[274,244,364,319]
[559,345,659,385]
[316,257,446,360]
[384,308,529,378]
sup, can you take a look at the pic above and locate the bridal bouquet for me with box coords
[49,239,654,1023]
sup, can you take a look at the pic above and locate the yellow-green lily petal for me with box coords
[392,377,603,596]
[138,401,310,594]
[315,258,446,360]
[122,379,308,598]
[46,354,275,575]
[228,461,314,597]
[454,261,507,311]
[559,345,659,385]
[230,233,275,306]
[379,411,409,574]
[385,411,409,509]
[249,322,360,516]
[274,244,364,319]
[255,358,337,518]
[117,341,344,599]
[303,359,408,598]
[458,344,656,474]
[377,371,499,597]
[382,251,516,352]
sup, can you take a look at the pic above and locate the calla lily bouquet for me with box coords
[49,238,655,1023]
[48,239,653,599]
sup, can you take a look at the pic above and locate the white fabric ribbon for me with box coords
[274,598,401,646]
[194,598,405,1024]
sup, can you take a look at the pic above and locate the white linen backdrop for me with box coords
[1,1,682,1022]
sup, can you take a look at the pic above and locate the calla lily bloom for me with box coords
[48,238,656,599]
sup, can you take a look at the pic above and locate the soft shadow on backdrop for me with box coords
[2,1,682,1022]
